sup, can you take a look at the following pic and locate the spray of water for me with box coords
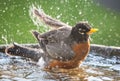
[29,4,49,31]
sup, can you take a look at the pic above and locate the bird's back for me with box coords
[39,27,75,61]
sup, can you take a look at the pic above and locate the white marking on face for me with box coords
[79,31,84,35]
[82,29,86,32]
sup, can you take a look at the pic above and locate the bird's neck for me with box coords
[68,34,89,44]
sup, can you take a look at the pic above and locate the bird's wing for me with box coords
[41,27,72,41]
[37,27,74,61]
[46,43,75,61]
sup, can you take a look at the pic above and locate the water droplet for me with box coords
[79,11,82,15]
[75,5,78,8]
[3,2,6,5]
[100,22,103,25]
[56,15,61,19]
[5,7,8,10]
[10,13,13,17]
[57,7,60,10]
[3,10,5,13]
[109,29,112,32]
[23,7,26,10]
[108,35,111,38]
[1,35,8,44]
[50,7,53,10]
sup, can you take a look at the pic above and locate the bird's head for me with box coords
[71,22,98,42]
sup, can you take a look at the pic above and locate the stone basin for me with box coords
[0,44,120,81]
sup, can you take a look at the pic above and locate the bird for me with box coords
[31,8,98,69]
[6,7,98,69]
[33,22,97,69]
[32,22,98,69]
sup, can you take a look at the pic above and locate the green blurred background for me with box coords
[0,0,120,46]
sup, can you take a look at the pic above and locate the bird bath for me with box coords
[0,44,120,81]
[0,0,120,80]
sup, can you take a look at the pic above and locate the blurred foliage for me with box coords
[0,0,120,46]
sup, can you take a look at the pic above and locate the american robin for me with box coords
[31,8,98,69]
[6,8,98,69]
[32,22,97,69]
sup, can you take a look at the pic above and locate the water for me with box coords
[0,52,120,81]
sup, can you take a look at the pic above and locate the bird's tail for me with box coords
[29,5,70,28]
[5,43,44,61]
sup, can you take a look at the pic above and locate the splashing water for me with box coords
[0,52,120,81]
[1,35,8,45]
[29,5,49,32]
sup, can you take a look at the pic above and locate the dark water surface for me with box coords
[0,52,120,81]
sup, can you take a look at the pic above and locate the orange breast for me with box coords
[47,41,90,69]
[72,41,90,62]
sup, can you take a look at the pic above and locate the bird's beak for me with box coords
[87,28,98,34]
